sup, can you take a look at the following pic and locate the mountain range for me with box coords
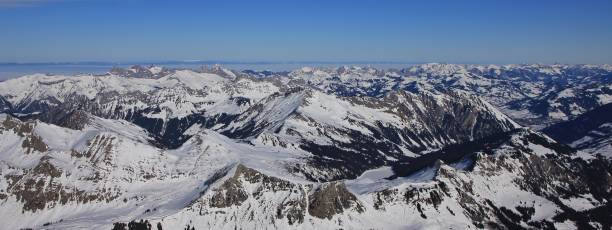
[0,63,610,229]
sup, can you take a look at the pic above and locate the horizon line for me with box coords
[0,60,608,66]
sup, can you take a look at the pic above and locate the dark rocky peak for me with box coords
[0,114,48,154]
[208,164,362,222]
[56,110,92,130]
[1,114,35,136]
[308,181,364,219]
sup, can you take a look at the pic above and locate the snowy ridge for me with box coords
[214,86,519,181]
[105,130,611,229]
[283,64,612,129]
[0,64,610,229]
[0,113,309,229]
[0,114,609,229]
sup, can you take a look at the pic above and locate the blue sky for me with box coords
[1,0,611,64]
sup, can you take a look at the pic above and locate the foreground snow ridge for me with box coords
[0,64,610,229]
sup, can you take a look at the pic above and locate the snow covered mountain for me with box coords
[0,67,518,180]
[0,68,277,148]
[0,64,610,229]
[154,129,611,230]
[282,64,612,129]
[1,113,609,229]
[218,88,517,181]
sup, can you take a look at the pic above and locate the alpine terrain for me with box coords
[0,63,611,230]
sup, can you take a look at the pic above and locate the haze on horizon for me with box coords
[1,0,611,64]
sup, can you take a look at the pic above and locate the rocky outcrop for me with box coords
[7,157,117,213]
[205,165,365,224]
[308,182,364,219]
[57,110,91,130]
[209,166,250,208]
[1,115,34,135]
[1,115,48,153]
[207,165,308,224]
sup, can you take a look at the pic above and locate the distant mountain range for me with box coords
[0,63,610,229]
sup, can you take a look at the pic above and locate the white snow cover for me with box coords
[2,113,598,229]
[0,70,280,121]
[0,64,610,229]
[0,114,311,229]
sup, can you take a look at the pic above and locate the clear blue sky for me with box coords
[1,0,611,64]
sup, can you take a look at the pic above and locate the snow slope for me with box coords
[0,64,610,229]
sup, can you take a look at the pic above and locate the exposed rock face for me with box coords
[82,134,116,165]
[32,156,62,178]
[11,177,113,213]
[370,181,449,219]
[308,182,364,219]
[206,165,308,225]
[0,115,48,153]
[57,110,91,130]
[193,165,366,226]
[1,114,35,135]
[7,155,117,213]
[209,165,250,208]
[21,133,48,153]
